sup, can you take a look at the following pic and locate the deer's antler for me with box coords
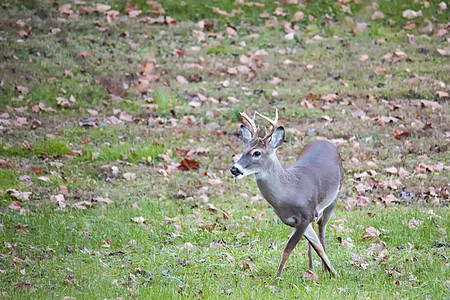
[255,108,278,141]
[240,111,258,137]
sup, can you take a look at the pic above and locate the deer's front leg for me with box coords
[276,221,309,277]
[303,223,339,277]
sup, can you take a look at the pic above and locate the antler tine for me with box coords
[255,108,278,141]
[240,111,257,136]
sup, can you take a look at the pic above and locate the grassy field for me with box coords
[0,0,449,299]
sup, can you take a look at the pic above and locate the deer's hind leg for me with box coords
[304,223,338,277]
[317,198,338,270]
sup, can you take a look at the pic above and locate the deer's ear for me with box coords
[270,126,285,149]
[240,125,253,144]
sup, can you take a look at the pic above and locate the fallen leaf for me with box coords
[9,201,23,211]
[16,85,30,95]
[371,11,385,20]
[123,172,137,181]
[303,270,319,281]
[380,194,398,206]
[0,159,13,169]
[408,217,423,229]
[436,48,449,56]
[374,66,387,75]
[436,91,449,98]
[57,97,71,108]
[359,54,369,63]
[242,260,252,271]
[402,9,421,19]
[385,166,398,174]
[363,226,380,240]
[131,216,146,224]
[420,100,442,110]
[393,129,411,140]
[292,11,304,22]
[177,158,200,171]
[226,26,238,38]
[367,240,387,256]
[72,201,93,209]
[50,194,66,209]
[285,32,294,40]
[38,176,51,182]
[18,283,36,293]
[321,93,339,102]
[7,189,31,201]
[182,242,200,252]
[398,167,410,179]
[341,237,354,248]
[93,196,113,204]
[77,51,93,58]
[176,75,188,84]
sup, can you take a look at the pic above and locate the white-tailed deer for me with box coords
[230,109,343,277]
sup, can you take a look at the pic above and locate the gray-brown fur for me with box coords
[230,111,343,278]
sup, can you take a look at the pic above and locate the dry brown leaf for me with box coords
[123,172,137,181]
[226,26,238,38]
[303,270,319,281]
[274,7,286,17]
[374,66,387,75]
[341,237,354,248]
[285,32,294,40]
[16,86,30,95]
[183,242,200,252]
[93,196,113,204]
[176,75,188,84]
[96,4,111,12]
[9,201,23,211]
[363,226,380,240]
[408,217,424,229]
[371,11,385,20]
[131,216,146,223]
[402,9,422,19]
[292,11,304,21]
[435,91,449,98]
[380,194,398,206]
[320,93,339,102]
[436,48,450,56]
[420,100,442,110]
[375,116,398,126]
[50,194,67,209]
[7,189,31,201]
[177,158,200,171]
[398,167,410,179]
[359,54,369,62]
[0,159,13,169]
[212,7,228,16]
[385,166,398,174]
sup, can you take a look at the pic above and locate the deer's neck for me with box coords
[255,154,288,207]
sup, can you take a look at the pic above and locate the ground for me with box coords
[0,0,449,299]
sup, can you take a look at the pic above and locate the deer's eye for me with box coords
[253,151,261,157]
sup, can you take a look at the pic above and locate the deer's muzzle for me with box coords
[230,165,243,177]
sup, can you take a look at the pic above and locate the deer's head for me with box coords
[230,109,285,179]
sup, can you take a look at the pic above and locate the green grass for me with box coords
[1,199,448,299]
[153,88,177,117]
[87,142,166,163]
[0,0,449,299]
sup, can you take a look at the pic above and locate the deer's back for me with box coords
[288,140,343,207]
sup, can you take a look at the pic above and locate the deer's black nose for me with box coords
[230,166,242,176]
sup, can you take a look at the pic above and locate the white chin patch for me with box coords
[234,174,245,180]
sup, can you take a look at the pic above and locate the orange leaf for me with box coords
[177,158,200,171]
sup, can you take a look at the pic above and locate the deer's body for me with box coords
[231,110,343,277]
[256,140,343,227]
